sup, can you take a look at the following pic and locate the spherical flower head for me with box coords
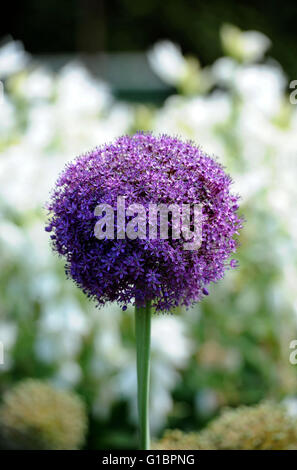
[155,402,297,450]
[200,402,297,450]
[0,379,87,450]
[46,133,242,311]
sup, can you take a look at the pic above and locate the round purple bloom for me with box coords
[46,133,242,311]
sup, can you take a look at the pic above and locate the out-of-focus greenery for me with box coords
[0,379,87,449]
[155,402,297,450]
[5,1,297,79]
[0,25,297,449]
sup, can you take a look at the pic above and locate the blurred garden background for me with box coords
[0,0,297,450]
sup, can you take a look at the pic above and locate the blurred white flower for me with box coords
[0,322,17,371]
[150,361,180,431]
[283,397,297,417]
[54,361,82,387]
[154,92,231,155]
[0,220,25,257]
[56,62,111,115]
[148,40,187,86]
[112,358,181,431]
[236,64,286,116]
[221,24,271,63]
[241,30,271,62]
[0,39,29,78]
[0,145,63,211]
[41,300,88,336]
[212,57,238,85]
[24,103,56,148]
[92,382,118,419]
[0,93,15,136]
[0,321,17,349]
[30,272,60,300]
[110,315,192,431]
[152,316,192,367]
[18,67,54,101]
[195,388,219,417]
[35,336,57,363]
[92,304,132,370]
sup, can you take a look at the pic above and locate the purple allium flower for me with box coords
[46,133,242,311]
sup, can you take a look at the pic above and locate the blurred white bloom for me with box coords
[241,30,271,62]
[115,365,137,400]
[101,103,134,140]
[212,57,238,85]
[148,40,187,86]
[35,336,57,363]
[154,92,231,155]
[60,102,134,154]
[30,272,60,300]
[110,315,192,431]
[0,143,71,211]
[0,321,17,349]
[41,300,88,336]
[221,24,271,63]
[236,64,286,116]
[54,361,82,387]
[56,62,111,115]
[283,397,297,417]
[18,67,54,101]
[112,359,181,431]
[0,146,39,209]
[0,93,15,135]
[0,322,17,371]
[0,39,29,78]
[24,103,55,148]
[92,383,118,419]
[195,388,219,417]
[0,220,25,256]
[93,329,131,369]
[152,316,192,367]
[36,329,81,361]
[35,298,89,365]
[150,361,180,431]
[233,169,268,203]
[92,305,131,370]
[92,363,135,419]
[150,317,192,428]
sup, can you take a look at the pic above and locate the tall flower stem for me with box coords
[135,300,151,450]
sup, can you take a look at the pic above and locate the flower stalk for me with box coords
[135,300,151,450]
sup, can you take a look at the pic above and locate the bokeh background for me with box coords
[0,0,297,449]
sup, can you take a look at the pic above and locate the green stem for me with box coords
[135,300,151,450]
